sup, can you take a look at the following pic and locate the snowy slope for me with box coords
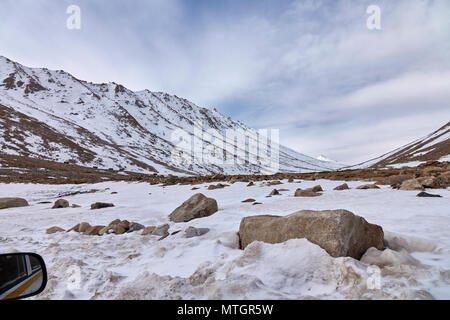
[349,121,450,169]
[0,56,341,175]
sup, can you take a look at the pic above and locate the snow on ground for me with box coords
[0,179,449,300]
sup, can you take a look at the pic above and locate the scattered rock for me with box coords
[399,179,424,191]
[191,187,200,190]
[152,224,170,237]
[207,183,228,190]
[238,209,384,259]
[334,183,349,190]
[169,193,218,223]
[416,191,442,198]
[247,182,254,187]
[288,177,294,183]
[356,184,380,190]
[268,189,280,196]
[252,202,262,205]
[67,222,92,233]
[111,192,118,194]
[0,198,29,210]
[267,180,282,186]
[417,176,440,189]
[294,188,321,197]
[142,226,156,235]
[90,202,115,210]
[84,225,105,236]
[128,222,145,232]
[71,204,81,208]
[310,185,323,192]
[185,226,210,238]
[241,198,256,203]
[46,226,65,234]
[52,199,69,209]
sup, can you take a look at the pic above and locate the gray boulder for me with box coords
[169,193,218,223]
[185,226,210,238]
[238,209,384,259]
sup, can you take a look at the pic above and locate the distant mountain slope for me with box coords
[0,56,341,175]
[350,121,450,169]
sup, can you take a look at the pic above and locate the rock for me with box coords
[90,202,115,210]
[252,202,262,205]
[52,199,69,209]
[417,176,440,189]
[207,183,228,190]
[241,198,256,203]
[238,209,384,259]
[416,191,442,198]
[334,183,349,190]
[288,177,294,183]
[268,189,280,196]
[385,175,413,188]
[98,219,131,235]
[267,180,282,186]
[71,204,81,208]
[84,225,105,236]
[141,226,156,235]
[169,193,218,223]
[67,222,92,233]
[191,187,200,190]
[111,191,118,194]
[294,188,321,197]
[185,226,210,238]
[128,222,145,232]
[0,198,29,210]
[356,184,380,190]
[46,226,65,234]
[246,182,254,187]
[399,179,424,191]
[151,224,170,237]
[311,185,323,192]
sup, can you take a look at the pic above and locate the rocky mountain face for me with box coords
[0,56,341,175]
[351,121,449,169]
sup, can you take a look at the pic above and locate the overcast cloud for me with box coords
[0,0,449,164]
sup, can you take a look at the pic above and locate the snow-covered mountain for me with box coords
[0,56,341,175]
[350,121,450,169]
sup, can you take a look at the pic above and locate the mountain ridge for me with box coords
[0,56,342,175]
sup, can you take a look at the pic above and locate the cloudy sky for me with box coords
[1,0,449,164]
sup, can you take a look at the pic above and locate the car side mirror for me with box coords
[0,253,47,300]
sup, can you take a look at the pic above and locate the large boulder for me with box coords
[0,198,29,210]
[399,179,424,191]
[52,199,69,209]
[169,193,218,222]
[238,209,384,259]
